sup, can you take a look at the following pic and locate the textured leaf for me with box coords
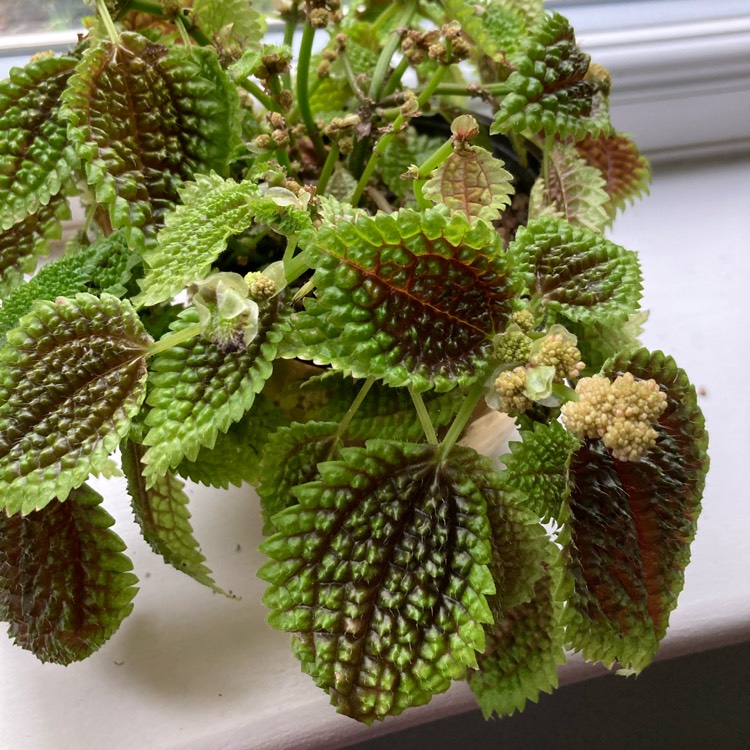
[423,145,515,225]
[563,348,709,671]
[121,440,225,594]
[142,295,290,482]
[258,420,340,534]
[60,33,240,248]
[574,133,651,220]
[0,483,138,664]
[490,13,611,140]
[289,208,518,393]
[176,394,289,489]
[192,0,265,48]
[0,193,70,297]
[381,128,444,202]
[509,217,642,325]
[441,0,505,59]
[0,55,77,230]
[529,142,609,232]
[469,567,565,717]
[134,173,258,307]
[0,229,134,344]
[0,293,151,515]
[259,441,498,723]
[498,420,579,523]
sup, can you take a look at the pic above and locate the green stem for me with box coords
[409,388,438,445]
[282,16,296,91]
[382,56,410,98]
[282,235,298,265]
[148,322,202,357]
[122,0,212,45]
[371,2,402,34]
[284,249,311,285]
[368,0,417,101]
[334,376,376,443]
[175,15,193,48]
[297,22,326,162]
[96,0,120,44]
[412,139,454,208]
[425,83,510,97]
[350,64,449,206]
[239,79,276,111]
[316,143,340,196]
[437,378,487,462]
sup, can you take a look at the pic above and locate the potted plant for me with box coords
[0,0,708,726]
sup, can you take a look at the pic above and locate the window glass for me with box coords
[0,1,87,34]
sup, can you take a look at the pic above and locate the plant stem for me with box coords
[334,376,376,443]
[437,378,487,462]
[148,322,202,357]
[382,56,410,98]
[175,15,193,48]
[239,79,276,111]
[316,143,340,196]
[96,0,120,45]
[412,139,454,208]
[409,388,438,445]
[297,22,326,162]
[284,249,311,285]
[282,235,298,265]
[350,64,449,206]
[368,0,417,101]
[282,16,296,91]
[122,0,213,46]
[427,83,510,97]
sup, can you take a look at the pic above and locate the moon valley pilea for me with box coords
[0,0,708,724]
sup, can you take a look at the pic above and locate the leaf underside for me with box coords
[121,440,225,594]
[509,217,642,325]
[0,55,77,231]
[290,208,518,393]
[261,441,507,723]
[564,348,709,671]
[142,295,291,482]
[60,32,239,249]
[0,483,137,665]
[0,293,151,515]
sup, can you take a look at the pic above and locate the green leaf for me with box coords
[0,192,70,298]
[121,439,226,594]
[0,55,77,231]
[509,217,642,325]
[0,229,134,345]
[469,566,566,718]
[381,128,444,202]
[563,348,709,671]
[498,420,579,523]
[0,293,151,515]
[60,33,241,248]
[259,441,497,723]
[176,393,289,489]
[258,420,340,534]
[574,132,651,221]
[289,208,518,393]
[529,142,609,232]
[142,295,290,482]
[490,13,611,140]
[191,0,265,48]
[0,483,138,665]
[133,173,258,307]
[423,145,515,225]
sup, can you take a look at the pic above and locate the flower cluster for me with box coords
[529,326,585,380]
[561,372,668,461]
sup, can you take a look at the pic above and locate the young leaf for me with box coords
[176,394,289,489]
[60,33,240,248]
[490,13,611,140]
[0,193,70,297]
[423,145,515,225]
[469,567,566,718]
[0,293,151,515]
[381,129,444,202]
[0,229,134,344]
[564,348,709,671]
[133,174,258,307]
[191,0,265,48]
[290,208,518,393]
[121,440,226,594]
[0,55,77,230]
[509,217,642,325]
[529,142,609,232]
[498,420,579,523]
[0,483,138,665]
[142,296,290,482]
[574,133,651,220]
[258,420,340,534]
[259,441,498,723]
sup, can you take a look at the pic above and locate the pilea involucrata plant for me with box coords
[0,0,708,725]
